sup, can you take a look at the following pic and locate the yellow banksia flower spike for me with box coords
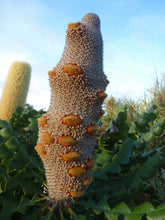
[0,61,31,121]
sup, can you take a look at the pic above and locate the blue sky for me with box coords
[0,0,165,110]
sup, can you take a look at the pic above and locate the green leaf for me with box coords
[133,202,155,213]
[147,105,157,114]
[152,125,163,136]
[124,213,144,220]
[146,152,164,168]
[112,139,133,165]
[92,166,108,180]
[109,181,127,196]
[157,118,165,127]
[5,136,20,151]
[115,112,127,123]
[83,197,96,210]
[147,209,165,220]
[143,132,156,142]
[1,200,18,215]
[0,144,14,159]
[104,211,119,220]
[0,120,9,128]
[128,122,137,134]
[113,202,131,213]
[104,161,121,173]
[139,164,156,180]
[95,150,110,165]
[75,215,86,220]
[0,126,14,138]
[93,197,110,215]
[126,173,144,190]
[16,196,32,214]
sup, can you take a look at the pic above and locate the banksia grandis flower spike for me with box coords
[0,61,31,121]
[35,13,108,206]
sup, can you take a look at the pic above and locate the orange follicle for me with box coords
[97,92,107,101]
[48,69,56,79]
[63,64,83,76]
[87,124,98,135]
[62,114,82,127]
[70,189,85,198]
[86,158,96,169]
[100,110,105,116]
[40,132,55,145]
[35,144,46,156]
[37,116,48,127]
[62,151,81,162]
[69,166,87,177]
[58,136,77,147]
[68,22,81,30]
[82,176,93,186]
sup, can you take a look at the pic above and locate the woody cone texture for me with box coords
[36,13,108,206]
[0,61,31,121]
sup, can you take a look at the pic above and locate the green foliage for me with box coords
[73,104,165,220]
[0,99,164,219]
[0,107,46,219]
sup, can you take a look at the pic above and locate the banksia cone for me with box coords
[0,61,31,121]
[36,13,108,206]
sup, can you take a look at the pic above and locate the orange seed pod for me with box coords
[87,124,98,135]
[69,166,87,177]
[70,189,85,198]
[35,144,46,156]
[100,110,105,116]
[48,69,56,79]
[86,158,96,169]
[40,132,55,145]
[58,136,77,147]
[68,22,81,30]
[97,92,107,101]
[62,151,81,162]
[63,64,83,76]
[37,116,48,127]
[62,114,82,127]
[82,176,93,186]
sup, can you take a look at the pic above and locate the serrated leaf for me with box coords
[104,211,119,220]
[139,164,156,180]
[5,136,20,151]
[16,196,32,214]
[152,125,163,136]
[0,144,14,159]
[142,132,156,142]
[112,139,133,165]
[157,118,165,127]
[0,120,9,128]
[93,198,110,215]
[0,126,14,138]
[83,197,96,210]
[1,200,18,215]
[92,167,108,180]
[104,162,121,173]
[147,209,165,220]
[113,202,131,213]
[124,213,144,220]
[147,105,157,113]
[146,152,164,168]
[109,181,127,196]
[126,173,144,190]
[128,122,137,134]
[133,202,155,213]
[95,150,110,165]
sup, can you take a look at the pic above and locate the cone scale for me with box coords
[36,13,108,206]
